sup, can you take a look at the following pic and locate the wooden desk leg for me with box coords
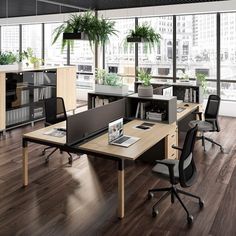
[118,159,124,219]
[22,139,29,186]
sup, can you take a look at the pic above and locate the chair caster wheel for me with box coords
[220,148,224,153]
[152,209,158,217]
[148,192,154,200]
[45,159,49,164]
[42,151,45,156]
[199,199,204,209]
[187,215,193,224]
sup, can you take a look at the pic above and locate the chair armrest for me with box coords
[192,111,203,120]
[155,160,176,183]
[171,145,183,151]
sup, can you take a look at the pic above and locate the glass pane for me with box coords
[176,14,217,83]
[221,12,236,100]
[138,16,173,79]
[105,18,135,91]
[221,82,236,100]
[22,24,42,58]
[44,23,67,66]
[1,26,19,52]
[70,41,94,72]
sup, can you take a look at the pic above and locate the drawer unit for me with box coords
[165,127,178,159]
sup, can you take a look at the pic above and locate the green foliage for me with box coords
[52,11,117,50]
[95,68,122,87]
[0,51,17,65]
[127,23,161,51]
[26,48,43,65]
[196,73,207,91]
[137,69,152,86]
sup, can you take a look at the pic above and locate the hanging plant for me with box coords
[52,11,117,50]
[126,23,161,51]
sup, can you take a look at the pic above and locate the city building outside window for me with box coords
[1,25,19,52]
[22,24,42,58]
[176,14,217,97]
[221,12,236,100]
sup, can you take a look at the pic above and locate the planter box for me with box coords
[127,37,146,43]
[63,32,88,40]
[95,84,129,95]
[138,85,153,97]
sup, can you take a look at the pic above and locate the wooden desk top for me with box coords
[23,121,66,145]
[78,119,176,161]
[177,102,201,121]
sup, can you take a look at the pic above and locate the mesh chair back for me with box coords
[179,125,198,188]
[204,95,221,131]
[44,97,67,125]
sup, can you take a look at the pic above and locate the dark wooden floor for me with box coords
[0,116,236,236]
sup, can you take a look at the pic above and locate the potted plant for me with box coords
[95,68,128,95]
[26,48,43,68]
[0,51,17,70]
[196,73,206,91]
[16,50,29,70]
[126,23,161,51]
[52,11,117,50]
[137,69,153,97]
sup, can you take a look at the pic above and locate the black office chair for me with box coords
[189,94,223,152]
[42,97,73,164]
[148,125,204,224]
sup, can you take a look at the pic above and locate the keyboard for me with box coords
[113,136,130,144]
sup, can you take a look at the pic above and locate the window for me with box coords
[138,16,173,78]
[44,23,67,66]
[221,12,236,100]
[176,14,217,96]
[70,41,94,72]
[1,26,19,52]
[22,24,42,58]
[105,18,135,91]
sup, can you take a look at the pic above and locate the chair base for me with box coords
[42,147,74,164]
[148,185,204,224]
[196,134,223,152]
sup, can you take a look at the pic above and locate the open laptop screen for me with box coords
[108,118,124,143]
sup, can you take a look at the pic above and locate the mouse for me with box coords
[184,104,189,107]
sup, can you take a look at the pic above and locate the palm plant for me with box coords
[52,11,117,50]
[127,23,161,51]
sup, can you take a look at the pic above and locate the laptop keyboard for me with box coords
[114,136,130,144]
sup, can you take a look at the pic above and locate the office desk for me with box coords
[22,119,176,219]
[177,102,201,122]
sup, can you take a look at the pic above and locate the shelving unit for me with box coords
[127,94,177,124]
[0,66,77,132]
[87,91,133,109]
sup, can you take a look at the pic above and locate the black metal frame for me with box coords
[22,136,124,172]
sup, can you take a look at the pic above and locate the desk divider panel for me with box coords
[66,98,126,145]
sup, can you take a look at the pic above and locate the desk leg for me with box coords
[22,139,28,186]
[118,159,124,219]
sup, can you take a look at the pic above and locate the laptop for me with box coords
[108,118,140,147]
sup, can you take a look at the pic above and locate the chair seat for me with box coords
[189,120,213,131]
[152,159,180,179]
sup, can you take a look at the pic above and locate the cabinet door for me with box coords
[0,73,6,131]
[56,67,77,111]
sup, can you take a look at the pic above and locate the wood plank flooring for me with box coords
[0,116,235,236]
